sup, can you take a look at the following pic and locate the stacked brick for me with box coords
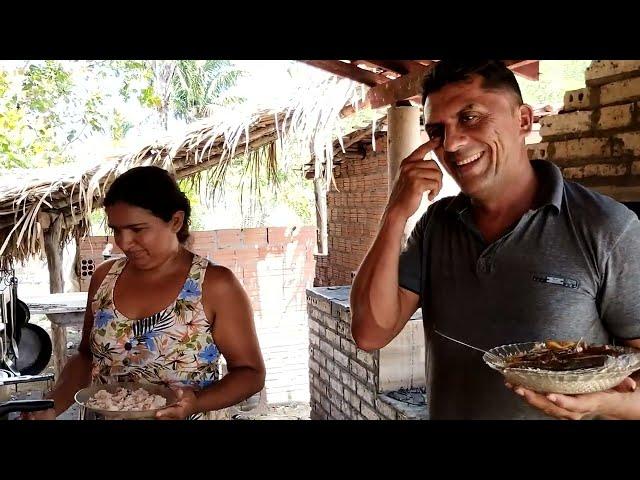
[315,133,389,286]
[307,288,414,420]
[527,61,640,201]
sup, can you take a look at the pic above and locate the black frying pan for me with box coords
[13,324,52,376]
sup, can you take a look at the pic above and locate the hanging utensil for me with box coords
[0,291,19,376]
[1,291,17,360]
[9,282,18,359]
[0,291,6,360]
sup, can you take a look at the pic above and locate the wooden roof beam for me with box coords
[340,64,432,116]
[338,60,539,115]
[368,60,429,74]
[350,60,401,79]
[506,60,539,81]
[301,60,389,87]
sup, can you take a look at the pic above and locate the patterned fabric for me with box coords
[88,252,222,419]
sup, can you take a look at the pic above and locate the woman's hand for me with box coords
[506,376,637,420]
[155,386,199,420]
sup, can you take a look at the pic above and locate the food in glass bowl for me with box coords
[503,339,625,371]
[86,386,167,412]
[484,340,640,394]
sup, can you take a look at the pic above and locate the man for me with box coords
[350,60,640,419]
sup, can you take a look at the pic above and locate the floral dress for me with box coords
[88,253,222,420]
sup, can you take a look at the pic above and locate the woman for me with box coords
[26,166,265,419]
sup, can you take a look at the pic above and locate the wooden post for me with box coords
[385,104,433,389]
[43,214,67,380]
[69,231,81,292]
[386,103,428,244]
[43,214,64,294]
[314,177,328,255]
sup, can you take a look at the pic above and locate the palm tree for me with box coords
[110,60,245,131]
[143,60,245,130]
[172,60,244,122]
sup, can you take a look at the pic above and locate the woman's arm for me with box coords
[157,265,265,419]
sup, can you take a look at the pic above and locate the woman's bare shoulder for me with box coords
[202,263,241,295]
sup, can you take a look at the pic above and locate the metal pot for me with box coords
[0,370,55,419]
[0,399,54,419]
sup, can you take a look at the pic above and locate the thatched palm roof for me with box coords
[0,74,366,266]
[304,114,388,179]
[0,109,285,266]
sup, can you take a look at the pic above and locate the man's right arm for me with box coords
[350,211,422,351]
[350,139,441,352]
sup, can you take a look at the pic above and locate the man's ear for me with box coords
[519,104,534,137]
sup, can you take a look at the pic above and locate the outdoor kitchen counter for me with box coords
[306,285,423,323]
[306,286,428,420]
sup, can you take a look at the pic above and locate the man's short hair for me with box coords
[421,60,524,107]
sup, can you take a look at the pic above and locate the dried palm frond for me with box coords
[0,63,369,267]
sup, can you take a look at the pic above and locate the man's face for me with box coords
[423,75,532,199]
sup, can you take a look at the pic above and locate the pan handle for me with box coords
[0,399,54,417]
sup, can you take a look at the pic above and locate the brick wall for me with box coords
[315,132,389,287]
[308,288,407,419]
[308,129,431,420]
[307,286,425,420]
[528,60,640,202]
[79,226,316,404]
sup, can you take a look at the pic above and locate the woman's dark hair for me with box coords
[104,166,191,243]
[421,60,524,107]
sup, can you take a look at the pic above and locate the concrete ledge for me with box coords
[378,387,428,420]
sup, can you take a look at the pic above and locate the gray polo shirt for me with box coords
[398,160,640,419]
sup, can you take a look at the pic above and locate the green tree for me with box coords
[110,60,245,129]
[110,109,134,143]
[172,60,244,122]
[0,60,128,168]
[0,62,72,167]
[518,60,592,106]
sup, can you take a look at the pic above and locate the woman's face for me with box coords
[106,201,184,270]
